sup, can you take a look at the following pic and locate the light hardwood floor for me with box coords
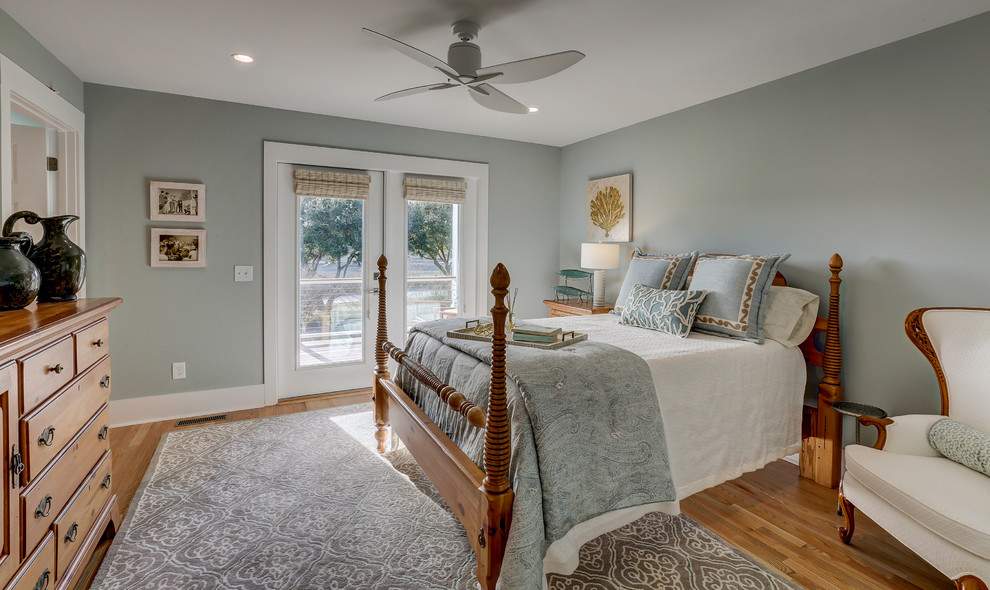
[77,390,952,590]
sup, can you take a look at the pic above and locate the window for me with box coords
[402,176,466,331]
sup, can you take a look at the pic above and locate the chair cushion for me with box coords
[845,444,990,559]
[929,418,990,477]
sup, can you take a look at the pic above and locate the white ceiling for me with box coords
[3,0,989,146]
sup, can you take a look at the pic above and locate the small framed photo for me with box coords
[150,181,205,222]
[151,228,206,268]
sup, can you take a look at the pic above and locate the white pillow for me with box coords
[764,286,820,347]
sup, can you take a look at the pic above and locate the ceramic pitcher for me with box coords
[2,211,86,302]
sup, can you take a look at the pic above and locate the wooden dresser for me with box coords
[0,298,122,590]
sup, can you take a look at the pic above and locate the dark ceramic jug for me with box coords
[0,235,41,310]
[2,211,86,302]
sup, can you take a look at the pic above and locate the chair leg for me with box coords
[838,491,855,544]
[954,575,988,590]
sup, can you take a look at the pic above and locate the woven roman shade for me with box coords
[294,169,371,199]
[403,176,467,204]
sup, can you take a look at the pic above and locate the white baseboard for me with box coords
[109,384,266,427]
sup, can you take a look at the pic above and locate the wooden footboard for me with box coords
[372,252,845,588]
[798,253,845,488]
[373,255,512,590]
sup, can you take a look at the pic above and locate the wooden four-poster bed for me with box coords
[372,253,844,589]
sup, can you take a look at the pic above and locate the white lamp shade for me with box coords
[581,242,620,270]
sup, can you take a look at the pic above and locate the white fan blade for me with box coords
[476,50,585,84]
[363,28,453,74]
[468,84,530,114]
[374,83,457,102]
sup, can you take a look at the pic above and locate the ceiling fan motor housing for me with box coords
[447,41,481,77]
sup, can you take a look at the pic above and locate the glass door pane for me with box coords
[298,195,365,367]
[406,201,458,331]
[275,162,382,399]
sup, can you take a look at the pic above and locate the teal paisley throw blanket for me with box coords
[397,318,675,589]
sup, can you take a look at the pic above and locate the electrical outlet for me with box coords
[234,265,253,282]
[172,361,186,380]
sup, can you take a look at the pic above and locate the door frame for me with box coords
[0,55,85,252]
[262,141,489,406]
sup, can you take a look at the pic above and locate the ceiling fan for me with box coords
[362,20,584,114]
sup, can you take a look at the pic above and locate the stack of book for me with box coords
[511,324,563,344]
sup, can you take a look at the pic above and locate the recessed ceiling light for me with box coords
[528,106,539,113]
[231,53,254,64]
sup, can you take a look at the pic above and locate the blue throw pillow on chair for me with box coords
[929,418,990,477]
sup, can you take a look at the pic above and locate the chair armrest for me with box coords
[868,414,944,456]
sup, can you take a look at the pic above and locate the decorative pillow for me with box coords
[764,286,820,348]
[688,254,790,343]
[928,418,990,477]
[613,249,698,313]
[619,285,708,338]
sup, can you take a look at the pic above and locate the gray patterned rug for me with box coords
[92,404,801,590]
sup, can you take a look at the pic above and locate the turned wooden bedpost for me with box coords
[477,263,513,590]
[805,253,844,487]
[374,254,390,453]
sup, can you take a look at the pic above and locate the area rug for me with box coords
[91,404,801,590]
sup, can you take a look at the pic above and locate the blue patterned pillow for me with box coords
[619,285,708,337]
[929,418,990,477]
[689,254,789,343]
[613,250,698,313]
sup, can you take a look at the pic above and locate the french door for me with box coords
[263,141,489,403]
[275,163,384,397]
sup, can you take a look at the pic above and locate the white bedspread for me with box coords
[530,313,806,498]
[526,313,806,577]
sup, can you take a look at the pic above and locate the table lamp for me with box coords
[581,242,620,307]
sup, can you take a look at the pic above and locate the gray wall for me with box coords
[559,13,990,424]
[84,84,560,401]
[0,9,83,110]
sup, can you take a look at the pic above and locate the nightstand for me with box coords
[543,299,614,318]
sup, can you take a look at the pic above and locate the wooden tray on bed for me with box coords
[447,325,588,350]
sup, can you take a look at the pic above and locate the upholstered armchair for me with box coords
[838,307,990,590]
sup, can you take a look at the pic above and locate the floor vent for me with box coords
[175,414,229,427]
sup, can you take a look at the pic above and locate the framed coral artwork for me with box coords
[586,173,631,242]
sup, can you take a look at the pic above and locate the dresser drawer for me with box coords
[18,337,75,416]
[4,531,53,590]
[22,357,111,482]
[548,308,581,317]
[53,451,112,582]
[20,407,110,557]
[73,320,109,375]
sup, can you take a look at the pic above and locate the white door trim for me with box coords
[0,55,85,254]
[262,141,489,406]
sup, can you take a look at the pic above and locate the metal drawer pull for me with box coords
[99,425,109,440]
[33,568,50,590]
[65,522,79,543]
[49,363,64,374]
[11,446,24,488]
[102,474,112,489]
[35,494,52,518]
[38,426,55,447]
[94,338,105,347]
[100,374,111,389]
